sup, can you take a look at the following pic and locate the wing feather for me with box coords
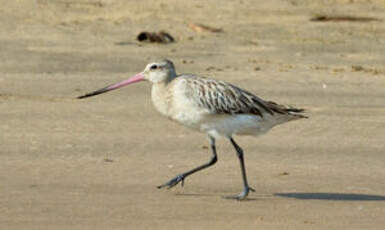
[184,76,306,118]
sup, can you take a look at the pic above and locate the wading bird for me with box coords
[78,59,307,200]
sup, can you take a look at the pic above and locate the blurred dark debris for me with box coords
[310,15,381,22]
[246,40,258,46]
[182,59,194,64]
[189,23,223,33]
[304,220,315,224]
[206,66,223,71]
[0,94,12,100]
[278,172,290,176]
[333,68,345,73]
[104,158,114,163]
[352,65,364,72]
[351,65,383,75]
[312,65,329,71]
[136,31,175,44]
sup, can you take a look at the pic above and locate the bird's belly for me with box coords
[171,110,206,130]
[199,114,276,138]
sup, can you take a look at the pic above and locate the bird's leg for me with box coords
[157,136,218,189]
[224,137,255,200]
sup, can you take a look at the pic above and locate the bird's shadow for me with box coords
[275,193,385,201]
[174,192,385,201]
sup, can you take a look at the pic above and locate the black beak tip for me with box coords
[76,93,96,100]
[76,87,110,100]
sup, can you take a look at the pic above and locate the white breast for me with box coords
[168,79,211,129]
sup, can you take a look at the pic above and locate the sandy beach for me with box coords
[1,0,385,229]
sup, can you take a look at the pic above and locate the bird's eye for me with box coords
[150,64,158,70]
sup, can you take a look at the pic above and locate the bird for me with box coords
[78,59,307,200]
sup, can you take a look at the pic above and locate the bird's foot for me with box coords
[223,186,255,200]
[157,174,185,189]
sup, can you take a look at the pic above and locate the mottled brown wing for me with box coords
[186,77,301,117]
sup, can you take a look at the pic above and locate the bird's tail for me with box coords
[285,107,308,119]
[265,100,308,119]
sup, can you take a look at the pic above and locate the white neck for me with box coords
[151,81,171,117]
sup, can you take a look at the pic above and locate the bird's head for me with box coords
[77,59,176,99]
[143,59,177,84]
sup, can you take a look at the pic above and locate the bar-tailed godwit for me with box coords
[78,59,307,200]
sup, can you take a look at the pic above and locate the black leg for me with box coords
[224,137,255,200]
[157,136,218,189]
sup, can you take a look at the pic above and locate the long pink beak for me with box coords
[77,73,145,99]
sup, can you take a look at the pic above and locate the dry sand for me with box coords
[1,0,385,229]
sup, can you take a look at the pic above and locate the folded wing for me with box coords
[185,76,307,119]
